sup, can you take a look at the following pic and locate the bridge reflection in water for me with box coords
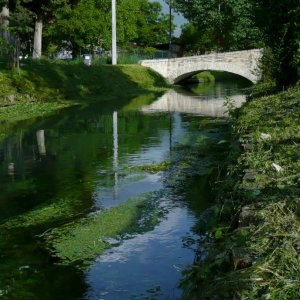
[141,88,247,117]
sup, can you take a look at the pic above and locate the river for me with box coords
[0,76,251,299]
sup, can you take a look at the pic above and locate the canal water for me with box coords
[0,76,251,299]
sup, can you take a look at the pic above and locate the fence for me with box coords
[89,49,176,65]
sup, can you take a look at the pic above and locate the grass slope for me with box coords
[0,61,168,122]
[182,84,300,299]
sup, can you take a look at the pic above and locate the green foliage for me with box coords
[0,62,167,124]
[253,0,300,86]
[223,96,236,118]
[181,85,300,299]
[176,0,299,86]
[195,71,215,83]
[45,0,110,54]
[175,0,263,52]
[8,2,34,35]
[5,0,171,59]
[179,23,209,55]
[45,0,171,55]
[133,1,170,46]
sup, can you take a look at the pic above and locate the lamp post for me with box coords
[113,111,118,198]
[112,0,117,65]
[169,0,172,58]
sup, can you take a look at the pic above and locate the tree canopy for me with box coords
[174,0,299,85]
[1,0,171,58]
[174,0,263,52]
[46,0,170,54]
[253,0,300,85]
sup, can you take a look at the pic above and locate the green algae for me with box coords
[125,161,172,174]
[45,193,161,268]
[1,197,80,229]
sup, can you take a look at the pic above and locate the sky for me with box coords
[149,0,187,37]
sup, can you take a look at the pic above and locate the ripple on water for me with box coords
[84,206,198,300]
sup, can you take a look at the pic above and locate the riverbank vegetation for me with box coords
[181,84,300,299]
[0,0,299,298]
[0,0,172,64]
[0,61,168,140]
[175,0,299,87]
[174,1,300,298]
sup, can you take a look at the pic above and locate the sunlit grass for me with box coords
[181,85,300,299]
[0,61,168,141]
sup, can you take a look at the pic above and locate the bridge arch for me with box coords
[140,49,263,84]
[172,67,255,84]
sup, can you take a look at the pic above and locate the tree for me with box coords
[174,0,263,52]
[179,23,214,55]
[133,1,170,46]
[0,3,9,40]
[253,0,300,86]
[18,0,67,58]
[0,0,26,68]
[46,0,170,56]
[46,0,111,56]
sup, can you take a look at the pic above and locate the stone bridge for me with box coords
[140,49,263,84]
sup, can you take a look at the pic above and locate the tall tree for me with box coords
[19,0,67,58]
[0,0,26,68]
[174,0,263,52]
[253,0,300,86]
[46,0,111,56]
[46,0,170,56]
[134,0,170,46]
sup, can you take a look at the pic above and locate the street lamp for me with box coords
[169,0,172,57]
[112,0,117,65]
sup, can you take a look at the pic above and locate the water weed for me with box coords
[45,193,160,269]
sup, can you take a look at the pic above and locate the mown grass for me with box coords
[181,84,300,299]
[0,60,168,125]
[0,61,168,144]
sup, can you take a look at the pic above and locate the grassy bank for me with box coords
[182,84,300,299]
[0,61,168,126]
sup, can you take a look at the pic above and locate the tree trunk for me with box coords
[0,6,10,41]
[11,37,20,69]
[33,19,43,58]
[1,6,19,69]
[0,6,9,25]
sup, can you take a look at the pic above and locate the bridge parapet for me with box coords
[140,49,263,84]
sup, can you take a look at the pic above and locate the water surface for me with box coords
[0,77,251,299]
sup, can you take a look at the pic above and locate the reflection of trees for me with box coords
[0,229,88,299]
[0,92,176,298]
[0,106,171,221]
[36,130,46,156]
[113,111,118,199]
